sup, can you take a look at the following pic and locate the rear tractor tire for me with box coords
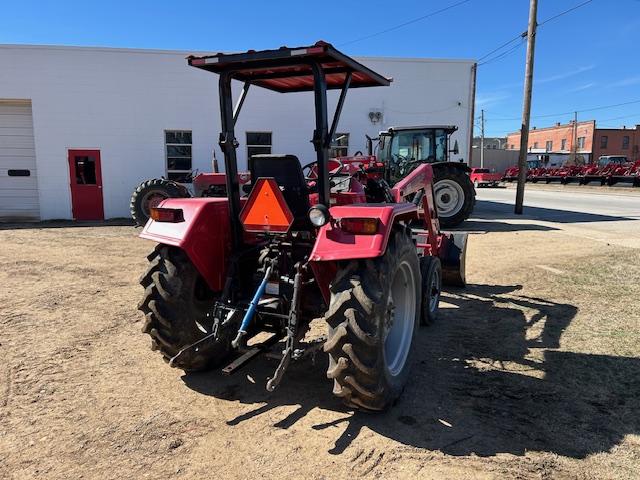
[138,245,235,371]
[130,178,190,226]
[433,166,475,229]
[324,228,421,411]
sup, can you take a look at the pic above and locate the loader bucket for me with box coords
[441,233,467,287]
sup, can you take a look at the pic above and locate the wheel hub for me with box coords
[435,180,464,217]
[385,293,395,330]
[143,191,169,214]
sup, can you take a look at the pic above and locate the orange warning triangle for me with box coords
[240,178,294,233]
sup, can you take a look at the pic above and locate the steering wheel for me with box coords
[391,154,409,175]
[302,159,345,182]
[387,160,401,180]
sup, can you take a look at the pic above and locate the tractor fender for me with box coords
[139,197,232,291]
[309,203,417,262]
[431,161,472,174]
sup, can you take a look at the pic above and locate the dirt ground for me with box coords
[1,193,639,479]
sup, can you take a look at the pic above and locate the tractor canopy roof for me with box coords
[187,41,391,93]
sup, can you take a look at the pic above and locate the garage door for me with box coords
[0,100,40,222]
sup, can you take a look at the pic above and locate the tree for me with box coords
[565,142,585,166]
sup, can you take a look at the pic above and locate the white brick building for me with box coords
[0,44,476,221]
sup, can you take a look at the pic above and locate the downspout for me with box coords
[468,62,477,168]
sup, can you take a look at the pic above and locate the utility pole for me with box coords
[515,0,538,215]
[574,110,578,153]
[480,109,485,168]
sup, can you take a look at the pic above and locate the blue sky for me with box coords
[3,0,640,137]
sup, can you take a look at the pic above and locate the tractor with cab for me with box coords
[337,125,475,228]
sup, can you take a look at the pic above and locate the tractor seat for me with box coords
[247,154,311,230]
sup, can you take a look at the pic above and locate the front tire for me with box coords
[420,256,442,325]
[433,166,475,228]
[324,228,421,411]
[138,245,235,371]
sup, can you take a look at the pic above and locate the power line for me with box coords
[338,0,472,47]
[537,0,593,27]
[477,33,526,63]
[478,1,593,67]
[478,40,526,66]
[573,99,640,113]
[597,113,640,124]
[482,99,640,122]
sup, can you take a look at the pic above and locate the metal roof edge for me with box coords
[0,43,476,64]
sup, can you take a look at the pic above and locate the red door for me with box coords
[68,150,104,220]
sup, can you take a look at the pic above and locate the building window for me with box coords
[601,136,608,149]
[622,136,629,149]
[330,133,349,158]
[165,131,192,182]
[533,142,538,148]
[561,139,567,150]
[247,132,272,158]
[510,145,515,149]
[546,141,553,151]
[577,137,585,149]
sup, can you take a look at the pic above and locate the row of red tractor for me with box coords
[502,157,640,187]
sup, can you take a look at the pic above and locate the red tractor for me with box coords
[131,129,474,229]
[132,128,473,232]
[137,42,467,411]
[129,168,251,227]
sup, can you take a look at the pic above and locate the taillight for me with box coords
[340,218,379,235]
[150,207,184,223]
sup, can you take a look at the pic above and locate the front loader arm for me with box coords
[391,163,440,249]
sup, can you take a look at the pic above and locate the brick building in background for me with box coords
[506,120,596,167]
[506,121,640,167]
[593,125,640,162]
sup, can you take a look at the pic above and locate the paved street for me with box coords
[466,183,640,249]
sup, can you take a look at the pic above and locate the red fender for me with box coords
[309,203,417,262]
[309,202,417,304]
[139,197,232,291]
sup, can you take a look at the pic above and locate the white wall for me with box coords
[0,44,475,220]
[340,56,475,161]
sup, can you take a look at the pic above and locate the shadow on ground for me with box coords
[472,199,638,225]
[182,283,639,458]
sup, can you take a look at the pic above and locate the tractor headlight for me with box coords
[308,204,330,227]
